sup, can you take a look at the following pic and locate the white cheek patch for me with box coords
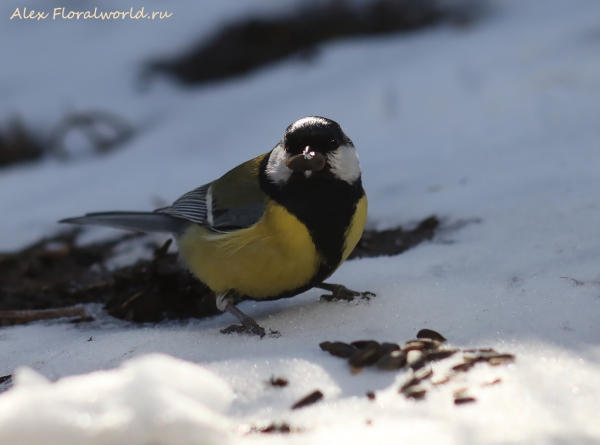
[326,144,361,184]
[266,144,292,184]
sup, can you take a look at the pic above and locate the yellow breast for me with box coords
[342,195,368,263]
[177,194,368,299]
[177,201,320,298]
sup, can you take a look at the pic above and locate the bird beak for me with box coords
[286,147,326,172]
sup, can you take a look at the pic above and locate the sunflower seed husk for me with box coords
[409,356,428,371]
[464,348,496,354]
[413,366,433,381]
[411,348,458,370]
[464,348,497,360]
[402,340,427,352]
[381,342,401,354]
[403,385,427,400]
[375,350,407,370]
[291,390,323,410]
[399,376,420,392]
[416,329,447,342]
[366,391,376,400]
[431,375,451,386]
[351,340,380,350]
[349,343,384,367]
[452,361,477,373]
[488,354,515,366]
[319,341,356,358]
[426,349,459,361]
[481,378,502,387]
[403,339,441,352]
[267,376,288,387]
[454,396,476,405]
[406,350,424,367]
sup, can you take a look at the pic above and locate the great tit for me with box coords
[61,116,373,336]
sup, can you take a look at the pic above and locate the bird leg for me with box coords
[220,303,266,338]
[316,282,375,302]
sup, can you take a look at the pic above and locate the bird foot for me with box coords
[318,283,376,302]
[220,321,266,338]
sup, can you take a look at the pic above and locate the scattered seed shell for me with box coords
[452,361,477,373]
[431,375,451,386]
[351,340,380,350]
[464,348,497,359]
[416,329,447,342]
[402,340,427,352]
[413,366,433,382]
[399,377,419,393]
[349,344,384,367]
[426,349,458,361]
[488,354,515,366]
[257,422,293,434]
[320,341,356,358]
[291,390,323,410]
[406,350,423,367]
[380,342,401,354]
[482,378,502,387]
[409,357,428,371]
[375,350,407,370]
[399,367,432,393]
[403,385,427,400]
[366,391,376,400]
[454,396,477,405]
[267,376,288,387]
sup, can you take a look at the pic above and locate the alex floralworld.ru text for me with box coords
[10,7,172,20]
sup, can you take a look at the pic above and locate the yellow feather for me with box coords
[178,201,320,298]
[342,195,368,263]
[177,195,368,300]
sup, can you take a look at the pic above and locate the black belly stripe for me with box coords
[258,154,364,287]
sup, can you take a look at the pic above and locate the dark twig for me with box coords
[0,306,92,326]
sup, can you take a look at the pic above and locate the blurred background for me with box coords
[1,0,599,253]
[1,0,492,249]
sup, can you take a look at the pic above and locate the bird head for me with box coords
[266,116,361,185]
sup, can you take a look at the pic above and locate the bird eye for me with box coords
[330,138,338,148]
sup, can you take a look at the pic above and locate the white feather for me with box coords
[215,293,230,311]
[326,144,361,184]
[265,143,292,184]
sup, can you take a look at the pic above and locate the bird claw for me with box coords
[220,322,266,338]
[320,284,376,302]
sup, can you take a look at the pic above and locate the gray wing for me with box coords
[156,183,211,225]
[155,153,268,230]
[156,182,265,230]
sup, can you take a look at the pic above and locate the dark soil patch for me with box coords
[144,0,481,86]
[0,215,439,324]
[0,117,44,168]
[349,216,439,259]
[0,112,134,170]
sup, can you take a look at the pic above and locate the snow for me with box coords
[0,354,235,445]
[1,0,600,443]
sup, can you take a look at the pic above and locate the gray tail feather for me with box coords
[59,211,190,234]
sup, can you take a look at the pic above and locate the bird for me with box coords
[60,116,373,336]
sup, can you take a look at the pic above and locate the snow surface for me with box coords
[0,354,234,445]
[1,0,600,443]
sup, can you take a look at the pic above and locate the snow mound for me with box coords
[0,354,235,445]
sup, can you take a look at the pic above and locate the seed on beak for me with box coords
[286,149,326,172]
